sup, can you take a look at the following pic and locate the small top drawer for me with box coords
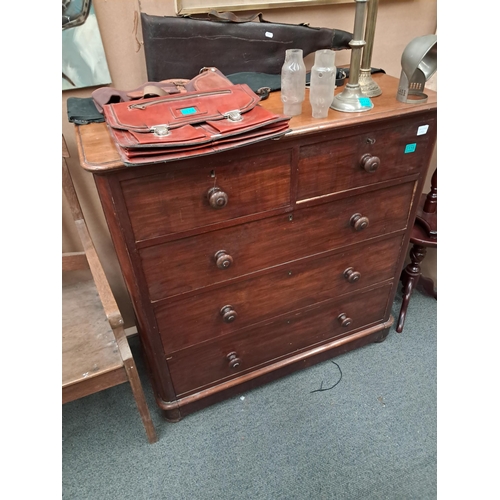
[297,116,436,201]
[120,148,292,242]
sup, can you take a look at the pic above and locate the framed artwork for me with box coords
[175,0,351,15]
[62,0,111,90]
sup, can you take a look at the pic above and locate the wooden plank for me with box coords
[175,0,351,15]
[62,278,125,391]
[62,369,127,404]
[74,219,124,330]
[62,158,84,221]
[62,135,70,158]
[125,326,139,338]
[62,252,89,272]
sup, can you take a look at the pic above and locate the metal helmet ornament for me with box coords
[396,34,437,104]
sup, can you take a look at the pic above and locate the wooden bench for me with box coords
[62,136,157,444]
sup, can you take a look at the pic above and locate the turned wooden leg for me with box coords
[396,244,427,333]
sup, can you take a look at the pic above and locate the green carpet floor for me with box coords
[62,290,437,499]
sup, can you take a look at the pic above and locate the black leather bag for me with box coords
[141,11,352,80]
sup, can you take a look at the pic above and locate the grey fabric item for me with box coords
[226,68,384,98]
[67,97,104,124]
[62,290,436,499]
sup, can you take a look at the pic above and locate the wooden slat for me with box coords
[74,219,124,331]
[63,144,124,330]
[62,135,70,158]
[62,368,127,404]
[62,251,89,272]
[175,0,351,15]
[124,326,139,338]
[62,158,84,222]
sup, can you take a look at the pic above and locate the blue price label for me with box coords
[180,107,197,115]
[359,97,371,107]
[404,143,417,154]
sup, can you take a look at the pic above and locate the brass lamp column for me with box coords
[331,0,373,112]
[359,0,382,97]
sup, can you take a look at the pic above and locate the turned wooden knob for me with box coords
[227,351,242,369]
[343,267,361,283]
[207,186,228,209]
[337,313,352,328]
[350,213,369,231]
[360,153,380,173]
[214,250,233,270]
[220,305,237,323]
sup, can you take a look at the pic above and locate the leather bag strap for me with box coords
[206,10,264,23]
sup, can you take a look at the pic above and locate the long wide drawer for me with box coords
[167,283,393,397]
[141,180,415,300]
[297,116,436,201]
[156,235,403,353]
[120,148,292,242]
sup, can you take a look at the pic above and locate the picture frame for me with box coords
[174,0,352,15]
[62,0,111,90]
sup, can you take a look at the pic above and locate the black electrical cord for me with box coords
[310,360,343,394]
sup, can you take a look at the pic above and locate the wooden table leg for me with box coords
[396,243,427,333]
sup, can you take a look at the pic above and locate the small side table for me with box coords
[396,169,437,333]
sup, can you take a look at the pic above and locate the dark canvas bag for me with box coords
[141,11,352,80]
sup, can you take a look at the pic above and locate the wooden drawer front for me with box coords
[141,181,414,300]
[156,235,402,353]
[121,149,292,242]
[167,283,392,396]
[297,117,435,201]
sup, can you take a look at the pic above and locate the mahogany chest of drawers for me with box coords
[76,74,437,421]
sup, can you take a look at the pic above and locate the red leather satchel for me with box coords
[102,83,290,166]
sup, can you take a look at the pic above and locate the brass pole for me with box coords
[346,0,367,85]
[359,0,382,97]
[331,0,373,112]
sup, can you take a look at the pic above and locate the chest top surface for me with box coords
[74,74,437,173]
